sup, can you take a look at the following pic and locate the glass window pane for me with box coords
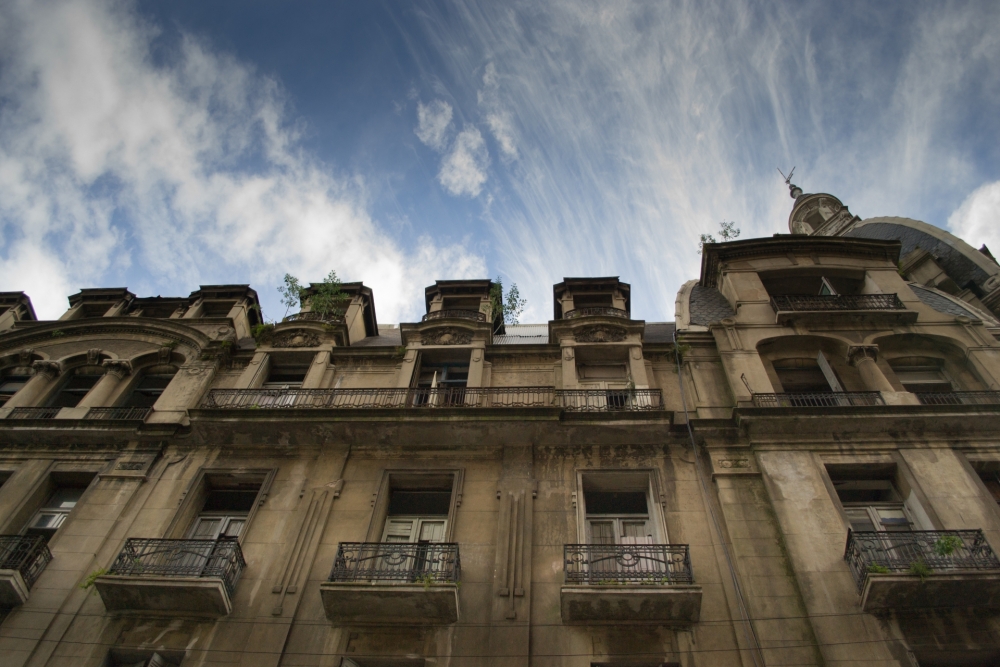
[417,520,446,543]
[622,521,648,539]
[844,508,877,532]
[46,487,84,510]
[190,518,222,539]
[589,521,615,545]
[222,519,245,538]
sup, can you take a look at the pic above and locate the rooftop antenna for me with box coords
[777,167,802,199]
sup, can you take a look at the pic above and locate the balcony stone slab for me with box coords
[560,584,702,624]
[94,575,233,617]
[319,582,460,624]
[860,572,1000,612]
[0,570,30,607]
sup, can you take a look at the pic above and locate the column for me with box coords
[467,346,486,388]
[627,345,648,388]
[2,361,62,408]
[301,351,330,389]
[77,360,132,408]
[848,346,894,392]
[237,352,271,389]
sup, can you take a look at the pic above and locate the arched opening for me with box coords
[45,365,104,408]
[119,364,178,408]
[0,359,36,406]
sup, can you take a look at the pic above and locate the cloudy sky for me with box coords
[1,1,998,323]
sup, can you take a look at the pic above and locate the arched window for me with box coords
[121,366,177,408]
[45,367,103,408]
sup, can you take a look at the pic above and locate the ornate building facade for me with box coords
[1,187,1000,666]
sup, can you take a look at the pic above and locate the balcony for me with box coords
[421,309,486,322]
[94,537,246,617]
[564,307,628,319]
[83,407,151,421]
[915,391,1000,406]
[557,389,663,412]
[0,535,53,607]
[201,387,664,413]
[561,544,701,624]
[751,392,885,408]
[282,311,344,323]
[770,294,914,326]
[320,542,461,624]
[845,529,1000,611]
[7,407,61,420]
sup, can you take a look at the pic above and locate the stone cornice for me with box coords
[0,317,214,354]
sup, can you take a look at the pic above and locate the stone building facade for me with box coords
[1,187,1000,666]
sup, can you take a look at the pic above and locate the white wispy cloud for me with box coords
[478,63,518,161]
[406,1,1000,321]
[438,126,489,198]
[948,181,1000,256]
[415,99,453,152]
[0,0,484,321]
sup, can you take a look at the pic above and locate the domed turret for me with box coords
[786,183,860,236]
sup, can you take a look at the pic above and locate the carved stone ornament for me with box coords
[575,325,627,343]
[32,360,62,378]
[102,359,133,378]
[420,327,473,346]
[87,348,103,365]
[847,345,879,366]
[563,347,575,361]
[158,346,173,364]
[630,346,643,360]
[271,330,321,348]
[18,348,34,365]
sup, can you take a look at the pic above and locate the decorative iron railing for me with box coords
[751,392,885,408]
[7,407,61,420]
[108,537,246,597]
[84,407,152,421]
[844,529,1000,592]
[914,391,1000,406]
[329,542,460,584]
[770,294,906,313]
[563,307,629,319]
[564,544,694,585]
[557,389,663,411]
[202,387,557,409]
[0,535,52,590]
[282,311,344,324]
[421,309,487,322]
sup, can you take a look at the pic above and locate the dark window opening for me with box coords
[441,297,481,311]
[201,301,236,317]
[760,272,863,297]
[388,490,451,516]
[827,465,910,533]
[47,371,102,408]
[188,482,261,541]
[122,374,174,408]
[773,359,833,393]
[202,490,258,513]
[0,374,31,406]
[585,491,648,515]
[263,366,308,389]
[574,294,615,308]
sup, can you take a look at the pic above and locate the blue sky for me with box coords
[1,1,999,324]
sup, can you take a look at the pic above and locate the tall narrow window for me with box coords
[25,486,87,542]
[584,491,652,545]
[828,466,913,533]
[0,374,31,406]
[381,488,451,544]
[414,363,468,406]
[187,488,258,540]
[773,358,837,393]
[122,373,175,408]
[47,369,103,408]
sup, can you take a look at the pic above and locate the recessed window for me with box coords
[827,464,912,533]
[263,365,308,389]
[0,374,31,406]
[188,488,259,540]
[122,373,174,408]
[773,358,835,393]
[382,488,451,544]
[25,486,87,542]
[889,357,953,394]
[47,369,103,408]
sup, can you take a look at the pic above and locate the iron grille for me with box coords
[914,391,1000,406]
[84,407,152,421]
[751,392,885,408]
[0,535,52,590]
[556,389,663,411]
[7,407,61,420]
[844,529,1000,592]
[564,544,693,585]
[201,387,557,409]
[108,537,246,597]
[281,311,344,323]
[329,542,460,583]
[770,294,906,312]
[421,309,487,322]
[563,307,628,319]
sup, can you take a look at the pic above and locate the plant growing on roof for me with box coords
[279,270,348,321]
[488,276,527,334]
[698,220,740,254]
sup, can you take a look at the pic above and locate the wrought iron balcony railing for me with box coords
[201,387,664,412]
[751,391,885,408]
[844,529,1000,592]
[557,389,663,412]
[770,294,906,313]
[421,309,487,322]
[329,542,460,584]
[0,535,53,590]
[564,544,694,585]
[108,537,247,597]
[282,311,345,324]
[84,407,152,421]
[7,407,61,420]
[202,387,557,409]
[563,307,628,319]
[914,391,1000,406]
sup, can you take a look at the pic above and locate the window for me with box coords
[414,362,468,406]
[827,464,913,533]
[0,374,30,406]
[46,369,103,408]
[381,488,451,544]
[773,358,837,393]
[585,491,652,545]
[888,357,953,394]
[818,277,837,295]
[263,365,308,389]
[188,488,259,540]
[25,486,87,542]
[121,373,174,408]
[574,293,615,308]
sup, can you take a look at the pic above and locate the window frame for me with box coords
[365,469,464,543]
[163,467,276,543]
[574,469,668,545]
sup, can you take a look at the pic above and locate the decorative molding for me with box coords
[575,325,627,343]
[87,348,103,365]
[271,330,321,348]
[420,327,473,346]
[562,347,575,361]
[102,359,133,378]
[17,349,33,365]
[847,345,879,366]
[32,360,61,378]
